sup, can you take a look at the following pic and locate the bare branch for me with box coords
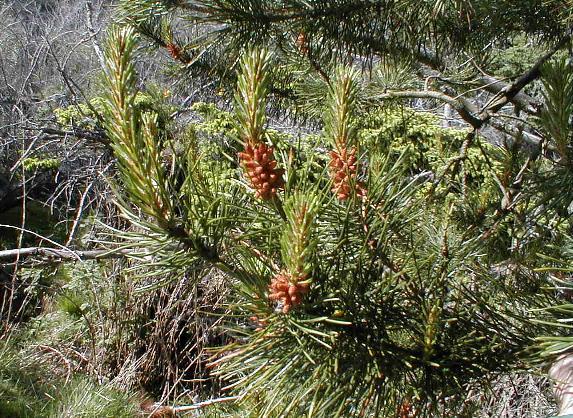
[476,75,540,114]
[478,31,573,121]
[30,126,109,145]
[379,30,572,133]
[374,89,482,128]
[0,246,131,263]
[85,1,105,69]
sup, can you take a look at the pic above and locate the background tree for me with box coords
[119,0,571,139]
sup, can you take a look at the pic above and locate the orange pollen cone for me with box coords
[239,142,284,200]
[328,146,366,200]
[269,272,310,313]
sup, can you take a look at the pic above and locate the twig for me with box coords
[150,396,240,413]
[36,344,73,383]
[21,126,109,145]
[85,1,105,69]
[0,246,132,263]
[66,181,95,246]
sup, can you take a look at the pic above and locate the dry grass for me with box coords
[470,373,557,418]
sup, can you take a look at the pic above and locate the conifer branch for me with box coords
[236,49,285,201]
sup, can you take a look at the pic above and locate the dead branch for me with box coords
[0,246,131,263]
[21,126,109,145]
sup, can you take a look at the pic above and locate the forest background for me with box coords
[1,0,573,417]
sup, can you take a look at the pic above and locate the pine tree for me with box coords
[100,25,569,416]
[118,0,571,135]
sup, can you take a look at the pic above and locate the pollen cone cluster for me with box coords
[295,31,309,55]
[269,272,310,314]
[398,400,416,418]
[239,142,284,200]
[329,146,366,200]
[165,43,190,64]
[166,43,182,60]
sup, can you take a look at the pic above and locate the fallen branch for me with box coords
[144,396,241,415]
[0,246,131,263]
[27,126,109,145]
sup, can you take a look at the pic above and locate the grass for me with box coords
[0,330,138,418]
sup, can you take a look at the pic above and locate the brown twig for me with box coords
[0,246,132,263]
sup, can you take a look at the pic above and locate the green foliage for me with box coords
[490,36,546,78]
[119,0,568,102]
[53,264,98,319]
[539,57,573,166]
[324,66,359,148]
[55,291,85,318]
[0,342,47,418]
[103,27,173,227]
[191,102,238,137]
[526,59,573,356]
[536,236,573,358]
[0,257,165,416]
[54,89,175,131]
[191,101,293,148]
[358,107,470,172]
[235,49,272,145]
[0,337,138,418]
[100,34,560,416]
[22,157,60,172]
[358,106,506,245]
[280,192,318,278]
[8,2,573,416]
[44,378,138,418]
[53,97,107,129]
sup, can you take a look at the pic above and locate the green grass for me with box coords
[0,338,138,418]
